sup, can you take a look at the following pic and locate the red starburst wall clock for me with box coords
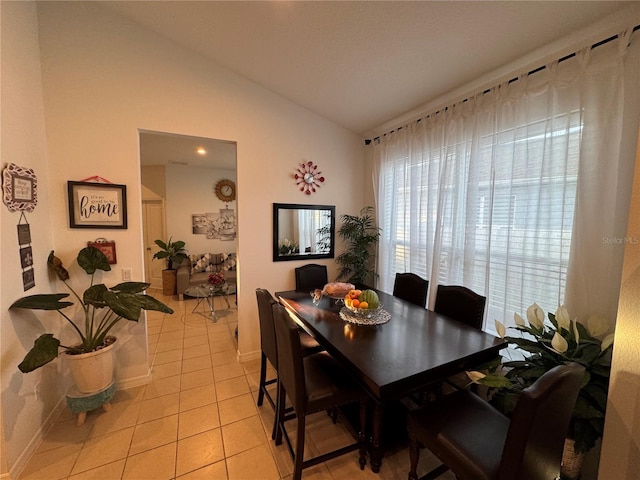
[294,161,325,195]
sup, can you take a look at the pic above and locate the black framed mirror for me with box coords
[273,203,335,262]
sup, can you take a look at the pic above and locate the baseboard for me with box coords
[8,394,66,480]
[237,348,260,363]
[116,369,152,390]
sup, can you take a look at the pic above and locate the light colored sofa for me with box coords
[177,253,237,299]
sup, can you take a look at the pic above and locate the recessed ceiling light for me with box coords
[196,147,207,155]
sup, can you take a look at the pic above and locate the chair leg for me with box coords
[408,434,420,480]
[293,414,306,480]
[358,398,368,470]
[275,382,286,446]
[272,379,281,440]
[257,353,267,407]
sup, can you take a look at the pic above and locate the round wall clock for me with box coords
[214,179,236,202]
[294,161,325,195]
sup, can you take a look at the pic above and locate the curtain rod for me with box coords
[364,24,640,146]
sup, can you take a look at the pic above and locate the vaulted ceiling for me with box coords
[100,1,635,137]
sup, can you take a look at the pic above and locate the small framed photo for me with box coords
[68,181,127,229]
[20,246,34,269]
[22,268,35,291]
[87,240,117,264]
[17,224,31,245]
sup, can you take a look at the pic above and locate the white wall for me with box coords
[165,165,236,256]
[1,2,59,476]
[0,2,364,476]
[598,134,640,480]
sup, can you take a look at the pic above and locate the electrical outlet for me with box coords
[122,268,132,281]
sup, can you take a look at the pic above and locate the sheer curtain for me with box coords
[373,30,639,331]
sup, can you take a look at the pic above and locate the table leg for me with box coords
[370,401,384,473]
[76,411,87,427]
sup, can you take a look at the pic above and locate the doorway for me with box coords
[138,130,238,295]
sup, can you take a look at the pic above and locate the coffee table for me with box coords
[184,283,237,320]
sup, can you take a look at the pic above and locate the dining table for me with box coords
[275,288,507,472]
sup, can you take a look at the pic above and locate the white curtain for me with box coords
[373,29,639,332]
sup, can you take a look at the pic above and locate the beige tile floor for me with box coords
[18,289,452,480]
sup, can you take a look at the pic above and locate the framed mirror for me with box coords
[273,203,335,262]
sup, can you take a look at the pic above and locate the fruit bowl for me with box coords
[344,303,382,319]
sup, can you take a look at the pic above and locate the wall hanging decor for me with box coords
[294,161,325,195]
[3,163,37,212]
[214,179,236,203]
[192,208,236,241]
[87,238,117,264]
[17,213,35,291]
[67,179,127,229]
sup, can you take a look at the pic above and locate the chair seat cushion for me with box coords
[303,353,366,412]
[408,390,509,480]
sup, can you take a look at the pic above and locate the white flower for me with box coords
[551,332,569,353]
[587,315,609,337]
[555,305,571,331]
[514,312,525,328]
[466,371,486,383]
[601,333,614,351]
[526,303,544,329]
[495,320,506,338]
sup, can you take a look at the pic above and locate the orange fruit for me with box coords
[359,301,369,309]
[352,299,360,308]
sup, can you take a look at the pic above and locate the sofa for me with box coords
[177,253,237,299]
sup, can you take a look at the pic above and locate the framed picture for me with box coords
[3,163,38,212]
[20,246,34,269]
[87,239,117,264]
[68,181,127,229]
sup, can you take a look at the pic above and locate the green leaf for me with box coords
[18,334,61,372]
[136,295,174,314]
[10,294,73,311]
[154,239,168,250]
[110,282,150,294]
[477,373,515,388]
[102,291,142,321]
[83,284,109,307]
[77,247,111,274]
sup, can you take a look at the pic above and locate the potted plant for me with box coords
[469,303,614,480]
[10,247,173,393]
[334,206,381,286]
[152,237,188,295]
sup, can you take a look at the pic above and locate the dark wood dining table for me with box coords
[275,288,507,472]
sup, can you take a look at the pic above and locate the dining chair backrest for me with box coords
[434,284,486,330]
[272,302,307,413]
[256,288,279,369]
[498,362,585,480]
[295,263,328,291]
[393,272,429,308]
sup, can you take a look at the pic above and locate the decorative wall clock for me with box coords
[294,161,325,195]
[214,179,236,202]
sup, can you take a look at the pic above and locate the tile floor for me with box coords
[18,289,452,480]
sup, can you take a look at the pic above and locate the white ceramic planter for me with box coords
[64,337,117,394]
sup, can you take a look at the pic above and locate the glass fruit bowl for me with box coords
[344,303,382,319]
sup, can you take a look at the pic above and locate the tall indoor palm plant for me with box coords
[334,206,381,286]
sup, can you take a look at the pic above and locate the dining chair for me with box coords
[294,263,328,291]
[255,288,323,438]
[393,272,429,308]
[433,284,486,330]
[407,362,585,480]
[272,302,368,480]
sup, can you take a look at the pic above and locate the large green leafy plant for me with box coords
[470,303,614,454]
[334,206,381,286]
[152,237,187,270]
[10,247,173,373]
